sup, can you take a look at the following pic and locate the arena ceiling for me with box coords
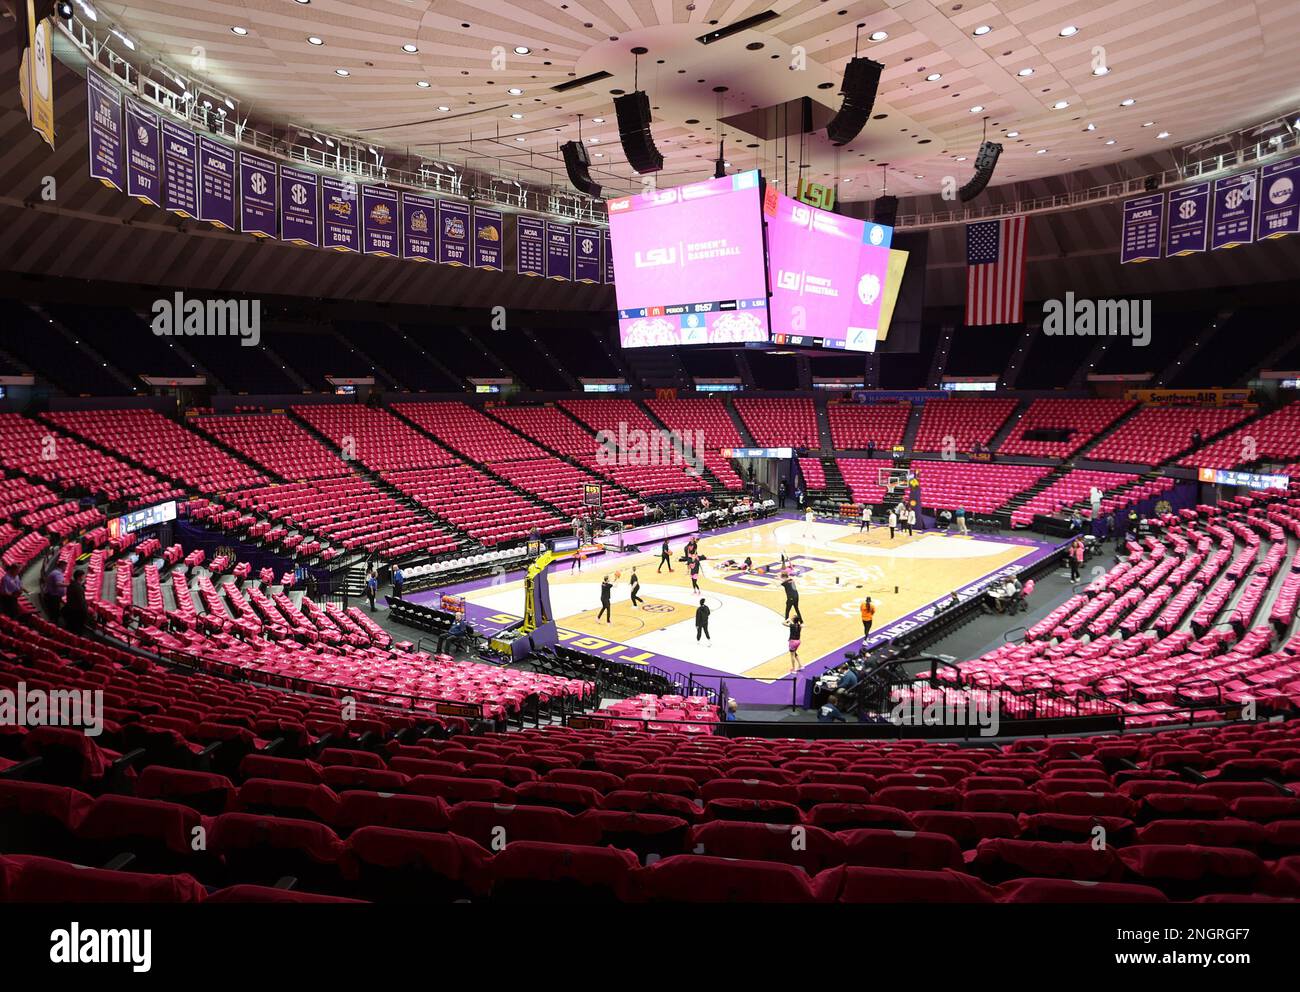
[78,0,1300,200]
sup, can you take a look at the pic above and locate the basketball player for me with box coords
[597,575,612,623]
[903,505,915,537]
[861,596,876,638]
[629,566,643,609]
[695,598,711,644]
[887,508,897,540]
[859,504,871,532]
[689,557,702,594]
[657,539,673,573]
[785,617,803,672]
[782,573,803,622]
[803,506,815,538]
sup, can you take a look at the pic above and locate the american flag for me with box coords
[965,216,1028,325]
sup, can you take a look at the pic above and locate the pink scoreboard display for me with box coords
[765,191,895,352]
[607,170,769,348]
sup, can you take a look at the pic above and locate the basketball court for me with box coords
[415,513,1061,702]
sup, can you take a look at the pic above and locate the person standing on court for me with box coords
[782,573,803,622]
[391,565,404,600]
[597,575,613,623]
[785,617,804,672]
[860,596,875,639]
[956,506,968,535]
[658,539,673,573]
[887,507,898,540]
[803,506,815,538]
[859,504,871,533]
[629,567,643,609]
[695,597,711,644]
[1068,538,1085,582]
[689,557,702,594]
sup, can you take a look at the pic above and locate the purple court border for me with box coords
[406,511,1066,704]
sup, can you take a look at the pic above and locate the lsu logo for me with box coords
[641,603,675,614]
[634,247,676,268]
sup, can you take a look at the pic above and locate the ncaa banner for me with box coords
[516,215,546,276]
[472,207,503,270]
[573,225,602,283]
[280,166,320,247]
[362,185,399,256]
[546,221,573,280]
[437,199,471,266]
[160,120,198,217]
[197,136,236,229]
[603,229,615,284]
[401,192,437,261]
[1211,170,1257,250]
[1257,155,1300,240]
[86,70,123,191]
[321,177,359,252]
[24,3,55,149]
[239,152,278,239]
[124,98,161,206]
[1119,192,1164,263]
[1164,182,1210,256]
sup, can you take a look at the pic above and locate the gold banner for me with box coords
[1126,388,1252,406]
[25,3,55,149]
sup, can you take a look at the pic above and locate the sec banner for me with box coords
[574,225,602,283]
[1164,182,1210,256]
[239,153,278,239]
[1211,171,1257,250]
[280,166,320,247]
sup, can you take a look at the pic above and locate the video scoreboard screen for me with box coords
[106,499,177,540]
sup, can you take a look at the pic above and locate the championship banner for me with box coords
[603,229,615,284]
[1257,155,1300,240]
[573,225,602,283]
[85,70,123,190]
[472,207,503,270]
[362,185,399,256]
[516,215,545,276]
[238,152,278,239]
[437,199,471,266]
[546,221,573,280]
[160,120,198,217]
[321,177,359,252]
[279,166,319,247]
[401,192,437,261]
[1211,170,1257,250]
[125,98,161,206]
[24,3,55,149]
[1165,182,1210,256]
[1119,192,1163,263]
[197,136,236,230]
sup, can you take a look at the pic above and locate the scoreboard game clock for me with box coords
[582,483,603,511]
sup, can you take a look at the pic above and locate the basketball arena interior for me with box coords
[0,0,1298,959]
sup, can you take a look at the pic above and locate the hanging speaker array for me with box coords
[561,140,602,198]
[825,57,884,146]
[958,140,1004,202]
[614,91,664,174]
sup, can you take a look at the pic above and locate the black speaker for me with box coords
[826,57,884,146]
[1143,175,1160,192]
[614,90,664,174]
[958,140,1003,202]
[873,195,899,227]
[561,140,602,198]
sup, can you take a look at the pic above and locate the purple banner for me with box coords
[239,152,278,239]
[472,207,503,270]
[279,166,319,247]
[1119,192,1164,264]
[321,177,359,252]
[517,216,545,277]
[1211,171,1257,250]
[1257,156,1300,240]
[573,225,602,283]
[362,185,400,256]
[603,229,614,284]
[546,221,573,281]
[1165,182,1210,257]
[86,70,123,191]
[124,98,161,206]
[160,120,198,218]
[401,192,437,261]
[438,200,471,266]
[197,136,236,230]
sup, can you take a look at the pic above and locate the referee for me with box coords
[597,575,612,623]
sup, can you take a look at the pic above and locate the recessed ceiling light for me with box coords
[416,80,430,88]
[307,36,323,45]
[507,87,523,95]
[1059,25,1078,37]
[1157,131,1170,139]
[973,25,991,36]
[1142,121,1154,127]
[231,26,248,35]
[870,30,888,41]
[1052,100,1069,109]
[437,105,450,112]
[515,136,525,142]
[592,117,604,123]
[969,105,984,113]
[1006,130,1019,137]
[1120,98,1135,106]
[1084,123,1096,131]
[1092,65,1109,76]
[590,137,599,143]
[293,0,309,4]
[335,68,350,76]
[593,152,604,158]
[956,156,967,161]
[1036,148,1047,154]
[402,43,418,53]
[1105,139,1116,145]
[926,73,942,81]
[1017,67,1034,77]
[510,112,523,119]
[514,46,531,55]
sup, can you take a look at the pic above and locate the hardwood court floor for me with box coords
[460,518,1040,680]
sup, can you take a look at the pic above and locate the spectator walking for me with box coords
[63,570,89,636]
[0,564,22,618]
